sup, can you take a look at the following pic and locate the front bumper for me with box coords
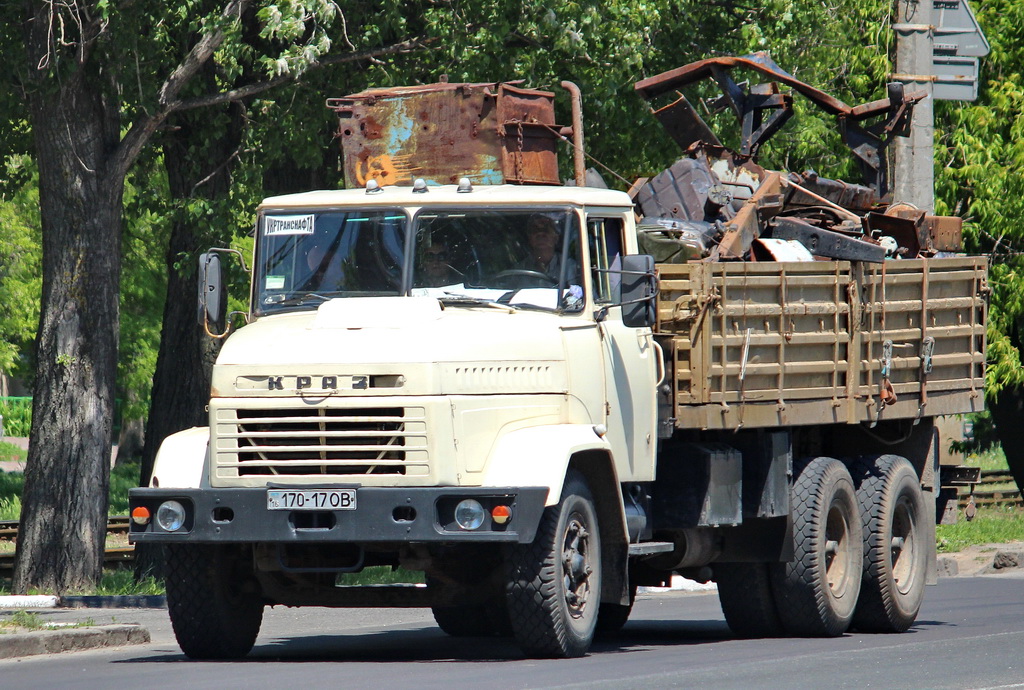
[129,486,548,544]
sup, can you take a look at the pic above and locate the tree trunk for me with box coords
[989,319,1024,493]
[14,8,124,592]
[989,388,1024,493]
[140,104,240,487]
[135,105,239,579]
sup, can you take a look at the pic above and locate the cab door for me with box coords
[587,214,659,481]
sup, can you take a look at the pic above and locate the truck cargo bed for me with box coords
[656,257,988,430]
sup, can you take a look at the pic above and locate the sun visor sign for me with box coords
[264,214,316,236]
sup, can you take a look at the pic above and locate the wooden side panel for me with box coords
[656,257,988,430]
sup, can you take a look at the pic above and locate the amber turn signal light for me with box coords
[131,506,151,525]
[491,505,511,524]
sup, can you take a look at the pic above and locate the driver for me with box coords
[517,214,579,283]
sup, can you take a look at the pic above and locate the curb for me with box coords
[0,596,58,609]
[0,595,167,609]
[0,624,150,659]
[937,548,1024,577]
[60,595,167,609]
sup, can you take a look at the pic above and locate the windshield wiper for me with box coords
[437,293,517,313]
[268,292,334,307]
[507,301,559,313]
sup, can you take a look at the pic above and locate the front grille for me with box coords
[215,406,427,477]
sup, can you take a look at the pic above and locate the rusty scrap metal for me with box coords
[635,52,926,199]
[329,81,564,188]
[768,217,886,262]
[631,54,963,263]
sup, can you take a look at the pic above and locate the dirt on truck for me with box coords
[130,53,988,659]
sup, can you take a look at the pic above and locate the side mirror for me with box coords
[620,254,657,329]
[198,252,226,334]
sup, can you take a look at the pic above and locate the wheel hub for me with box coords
[562,518,592,617]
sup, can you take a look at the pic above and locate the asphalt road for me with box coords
[2,572,1023,689]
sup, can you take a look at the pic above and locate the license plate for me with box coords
[267,489,356,511]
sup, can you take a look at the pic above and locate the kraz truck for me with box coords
[129,55,988,659]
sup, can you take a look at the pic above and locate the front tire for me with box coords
[850,454,928,633]
[507,470,602,658]
[771,457,862,637]
[165,544,264,659]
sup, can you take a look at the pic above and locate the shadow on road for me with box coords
[117,618,736,664]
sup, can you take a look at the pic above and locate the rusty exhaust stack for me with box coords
[561,81,586,187]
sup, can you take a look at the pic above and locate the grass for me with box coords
[0,441,26,463]
[336,567,424,586]
[0,610,96,634]
[89,569,164,596]
[936,446,1024,552]
[936,504,1024,553]
[964,445,1010,473]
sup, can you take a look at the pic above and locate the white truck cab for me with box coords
[133,182,660,659]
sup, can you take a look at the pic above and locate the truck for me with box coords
[129,56,988,659]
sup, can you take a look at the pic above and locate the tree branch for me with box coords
[112,3,432,183]
[168,37,436,113]
[158,0,252,109]
[113,0,251,180]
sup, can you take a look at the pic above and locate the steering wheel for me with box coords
[488,269,558,288]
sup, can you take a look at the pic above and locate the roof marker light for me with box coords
[457,177,473,193]
[365,178,382,194]
[412,178,429,193]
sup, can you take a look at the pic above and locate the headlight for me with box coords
[454,499,486,530]
[156,500,187,531]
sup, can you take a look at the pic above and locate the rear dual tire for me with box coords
[771,456,863,637]
[850,454,927,633]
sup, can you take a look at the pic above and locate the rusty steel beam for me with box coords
[714,170,783,260]
[635,52,852,115]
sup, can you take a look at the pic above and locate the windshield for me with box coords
[410,208,584,312]
[252,206,585,315]
[255,209,407,314]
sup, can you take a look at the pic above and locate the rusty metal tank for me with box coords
[328,80,563,188]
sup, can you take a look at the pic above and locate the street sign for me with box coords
[933,0,990,57]
[932,55,980,101]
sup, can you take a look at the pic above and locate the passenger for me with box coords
[416,240,458,287]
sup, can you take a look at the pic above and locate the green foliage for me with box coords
[937,506,1024,553]
[955,412,1004,459]
[0,399,31,437]
[0,464,134,520]
[0,471,23,521]
[119,167,171,425]
[931,0,1024,400]
[0,496,20,522]
[108,463,142,516]
[0,176,41,383]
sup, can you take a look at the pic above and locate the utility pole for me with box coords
[892,0,988,211]
[893,0,935,212]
